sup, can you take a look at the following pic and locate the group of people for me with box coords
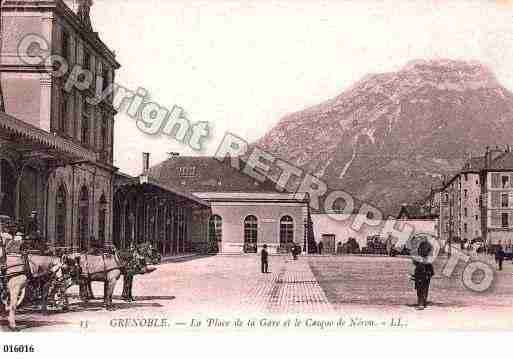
[0,211,42,255]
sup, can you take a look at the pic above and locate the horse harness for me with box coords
[81,253,123,282]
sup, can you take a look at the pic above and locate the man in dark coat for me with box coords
[261,244,269,273]
[318,241,324,255]
[412,241,435,310]
[495,242,505,271]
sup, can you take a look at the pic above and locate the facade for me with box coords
[148,156,314,254]
[433,146,513,248]
[0,1,210,255]
[0,0,119,250]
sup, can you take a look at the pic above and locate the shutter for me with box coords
[491,192,500,207]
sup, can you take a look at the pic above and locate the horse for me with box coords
[69,251,123,311]
[118,242,160,302]
[0,245,67,331]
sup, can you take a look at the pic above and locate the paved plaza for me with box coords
[2,254,513,331]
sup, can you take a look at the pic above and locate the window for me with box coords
[475,215,479,221]
[503,176,510,188]
[81,100,90,145]
[84,52,91,71]
[243,215,258,253]
[464,223,468,233]
[55,185,67,247]
[78,186,89,251]
[502,193,509,208]
[502,213,509,228]
[100,117,107,151]
[464,208,468,217]
[464,174,468,181]
[59,92,69,134]
[491,173,500,188]
[492,192,500,207]
[102,67,110,91]
[178,167,196,178]
[464,189,468,199]
[280,216,294,247]
[208,215,223,252]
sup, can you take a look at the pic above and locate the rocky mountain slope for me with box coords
[256,59,513,215]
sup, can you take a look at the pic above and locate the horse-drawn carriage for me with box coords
[0,222,161,331]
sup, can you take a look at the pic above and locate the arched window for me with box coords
[98,194,107,246]
[244,215,258,253]
[209,215,223,252]
[280,215,294,247]
[78,186,89,251]
[55,185,67,247]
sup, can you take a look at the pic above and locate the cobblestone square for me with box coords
[2,254,513,331]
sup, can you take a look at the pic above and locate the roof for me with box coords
[462,156,485,173]
[488,151,513,170]
[397,204,437,220]
[0,111,98,162]
[148,156,283,194]
[194,192,309,203]
[114,172,209,208]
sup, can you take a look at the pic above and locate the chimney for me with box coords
[142,152,150,173]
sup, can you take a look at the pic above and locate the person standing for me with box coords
[495,242,505,271]
[411,241,435,310]
[261,244,269,273]
[318,241,324,255]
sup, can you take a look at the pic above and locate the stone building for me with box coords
[0,0,119,250]
[434,146,513,248]
[148,156,314,254]
[0,1,211,255]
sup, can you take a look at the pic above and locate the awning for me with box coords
[0,112,98,163]
[115,172,210,208]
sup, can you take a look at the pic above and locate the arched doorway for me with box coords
[209,215,223,253]
[113,191,122,249]
[78,186,89,251]
[0,159,16,219]
[280,215,294,252]
[98,194,107,247]
[244,215,258,253]
[19,164,39,229]
[55,185,67,247]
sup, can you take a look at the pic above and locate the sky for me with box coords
[90,0,513,175]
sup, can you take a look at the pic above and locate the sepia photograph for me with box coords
[1,1,513,351]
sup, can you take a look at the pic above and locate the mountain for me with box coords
[255,59,513,215]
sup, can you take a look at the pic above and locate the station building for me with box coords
[148,155,314,254]
[0,0,210,255]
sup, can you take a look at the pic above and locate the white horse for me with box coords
[0,243,65,331]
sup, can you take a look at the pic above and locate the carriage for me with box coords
[0,219,161,331]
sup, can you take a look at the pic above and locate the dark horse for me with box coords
[118,242,160,302]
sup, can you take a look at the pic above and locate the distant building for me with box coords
[148,156,314,254]
[433,146,513,248]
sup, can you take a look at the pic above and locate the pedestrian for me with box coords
[411,241,434,310]
[292,243,299,260]
[495,242,505,271]
[261,244,269,273]
[318,241,324,255]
